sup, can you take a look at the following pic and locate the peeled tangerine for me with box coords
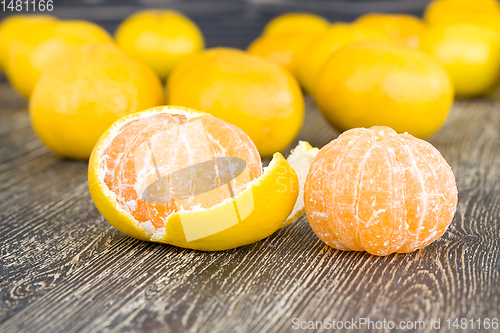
[305,126,458,256]
[89,106,316,251]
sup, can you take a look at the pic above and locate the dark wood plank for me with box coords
[0,77,499,332]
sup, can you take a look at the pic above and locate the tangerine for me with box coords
[315,41,453,139]
[89,106,307,250]
[247,32,314,78]
[420,23,500,97]
[296,23,392,95]
[354,13,426,49]
[304,126,458,256]
[167,48,304,157]
[262,12,328,37]
[30,43,165,160]
[7,20,113,98]
[115,9,204,80]
[0,14,55,72]
[424,0,500,26]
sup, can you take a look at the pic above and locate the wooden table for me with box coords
[1,81,499,332]
[1,1,500,331]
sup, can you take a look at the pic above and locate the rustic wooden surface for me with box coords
[1,82,500,332]
[1,1,500,332]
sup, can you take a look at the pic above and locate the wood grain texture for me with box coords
[0,1,499,331]
[0,81,499,332]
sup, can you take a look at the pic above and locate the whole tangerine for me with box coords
[262,12,328,37]
[115,9,204,80]
[315,41,453,139]
[7,20,113,98]
[354,13,426,50]
[296,23,392,95]
[420,23,500,98]
[424,0,500,27]
[167,48,304,157]
[304,126,458,256]
[0,14,55,72]
[247,32,314,78]
[30,43,165,160]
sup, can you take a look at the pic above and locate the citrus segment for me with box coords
[304,126,458,256]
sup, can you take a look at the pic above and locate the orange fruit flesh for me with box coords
[101,112,262,230]
[305,126,458,256]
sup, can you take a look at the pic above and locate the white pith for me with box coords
[284,141,319,225]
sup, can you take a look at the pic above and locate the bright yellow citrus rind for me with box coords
[115,9,204,80]
[263,12,329,37]
[0,14,55,71]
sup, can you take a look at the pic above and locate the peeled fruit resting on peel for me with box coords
[315,41,453,139]
[115,9,204,80]
[305,126,458,256]
[30,43,165,160]
[262,12,329,37]
[89,106,314,251]
[167,48,304,157]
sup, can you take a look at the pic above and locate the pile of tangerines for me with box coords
[3,0,494,255]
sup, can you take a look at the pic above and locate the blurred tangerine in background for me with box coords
[424,0,500,28]
[354,13,426,50]
[30,43,165,160]
[7,19,113,98]
[247,12,328,79]
[0,14,55,72]
[116,9,204,81]
[421,23,500,97]
[296,23,393,95]
[421,0,500,97]
[314,41,454,139]
[247,32,317,79]
[261,12,329,37]
[168,48,304,157]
